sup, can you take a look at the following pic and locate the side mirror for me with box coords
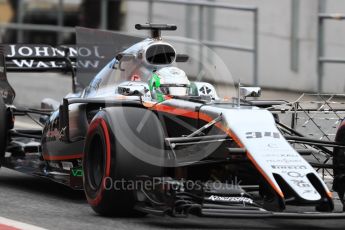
[175,54,189,62]
[116,53,136,71]
[240,86,261,99]
[116,53,135,61]
[117,84,148,96]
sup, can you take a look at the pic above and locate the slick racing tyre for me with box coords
[0,97,8,163]
[333,120,345,209]
[83,107,164,216]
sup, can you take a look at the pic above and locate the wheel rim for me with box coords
[88,133,105,190]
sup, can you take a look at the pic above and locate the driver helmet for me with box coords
[149,67,190,102]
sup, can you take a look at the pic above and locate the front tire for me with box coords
[333,120,345,210]
[83,107,165,216]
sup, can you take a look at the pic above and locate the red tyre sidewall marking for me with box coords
[86,117,111,206]
[0,224,20,230]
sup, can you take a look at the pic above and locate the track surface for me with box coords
[1,168,345,230]
[1,73,345,229]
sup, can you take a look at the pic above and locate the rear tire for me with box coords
[0,97,8,164]
[83,107,165,216]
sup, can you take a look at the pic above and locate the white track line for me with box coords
[0,217,47,230]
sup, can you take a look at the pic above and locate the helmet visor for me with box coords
[159,86,189,96]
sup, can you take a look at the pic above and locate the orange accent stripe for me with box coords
[43,153,83,161]
[152,104,201,119]
[148,103,285,198]
[327,191,333,198]
[143,101,155,108]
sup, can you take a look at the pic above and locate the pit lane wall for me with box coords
[123,0,345,93]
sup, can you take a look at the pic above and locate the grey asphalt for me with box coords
[1,73,345,229]
[1,168,345,230]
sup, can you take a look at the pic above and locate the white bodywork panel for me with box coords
[204,106,330,201]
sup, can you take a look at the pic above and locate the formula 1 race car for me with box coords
[0,23,345,218]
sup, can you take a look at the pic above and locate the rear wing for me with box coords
[0,44,77,104]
